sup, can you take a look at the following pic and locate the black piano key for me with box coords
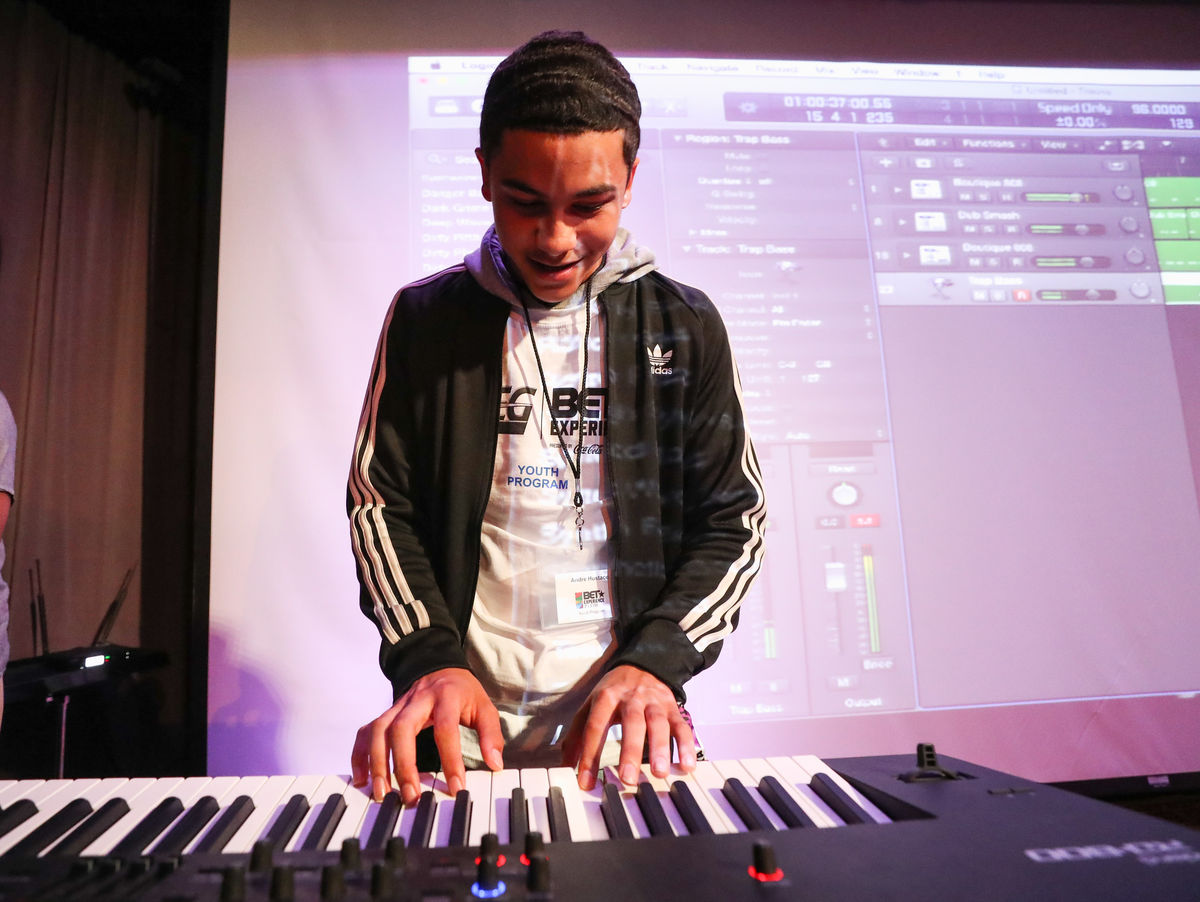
[192,795,255,853]
[0,799,38,839]
[110,796,186,857]
[721,777,775,832]
[758,775,815,829]
[545,786,571,843]
[667,780,714,835]
[261,793,310,850]
[599,783,633,839]
[153,795,220,856]
[407,791,436,848]
[7,798,93,857]
[445,790,471,848]
[50,797,132,856]
[300,792,348,851]
[508,787,528,842]
[809,772,869,825]
[364,792,401,850]
[634,783,674,837]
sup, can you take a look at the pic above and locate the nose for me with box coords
[537,214,576,257]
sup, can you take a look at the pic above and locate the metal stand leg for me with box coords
[52,693,69,779]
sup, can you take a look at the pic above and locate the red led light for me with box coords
[748,865,785,883]
[475,855,507,867]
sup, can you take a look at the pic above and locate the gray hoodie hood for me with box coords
[465,225,657,308]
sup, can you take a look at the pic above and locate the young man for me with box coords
[348,31,765,805]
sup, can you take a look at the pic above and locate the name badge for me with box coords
[553,570,614,626]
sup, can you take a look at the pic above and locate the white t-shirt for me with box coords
[463,292,617,767]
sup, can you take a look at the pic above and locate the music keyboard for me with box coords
[1,752,1197,900]
[0,756,884,859]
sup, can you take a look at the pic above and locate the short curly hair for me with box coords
[479,30,641,171]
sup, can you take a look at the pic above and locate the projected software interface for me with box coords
[408,59,1200,724]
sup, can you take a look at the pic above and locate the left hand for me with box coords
[561,664,697,790]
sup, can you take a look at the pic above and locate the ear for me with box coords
[622,158,639,209]
[476,148,492,202]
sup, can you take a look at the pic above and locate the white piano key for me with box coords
[736,758,820,828]
[662,769,729,835]
[547,767,606,842]
[429,774,457,848]
[254,774,318,852]
[791,754,891,824]
[288,775,358,852]
[0,780,82,853]
[0,779,46,807]
[111,778,213,858]
[463,770,495,848]
[0,778,124,855]
[519,768,552,840]
[143,776,238,856]
[324,776,373,851]
[636,765,688,838]
[223,775,297,853]
[686,761,742,833]
[600,767,650,839]
[80,777,184,856]
[764,756,844,826]
[710,762,787,830]
[395,772,444,847]
[177,776,249,854]
[488,769,521,845]
[567,771,611,841]
[172,776,229,808]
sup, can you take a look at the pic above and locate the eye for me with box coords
[574,200,610,216]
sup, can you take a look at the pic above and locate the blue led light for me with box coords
[471,880,507,899]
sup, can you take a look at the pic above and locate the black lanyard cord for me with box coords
[517,268,598,550]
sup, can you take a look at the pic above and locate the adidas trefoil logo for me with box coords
[647,343,674,375]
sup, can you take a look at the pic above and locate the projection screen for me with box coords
[209,0,1200,785]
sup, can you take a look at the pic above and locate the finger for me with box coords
[644,702,672,778]
[559,704,588,769]
[389,702,428,806]
[433,709,467,798]
[574,698,617,791]
[671,706,697,771]
[350,724,370,788]
[472,701,506,772]
[616,703,647,787]
[369,718,397,803]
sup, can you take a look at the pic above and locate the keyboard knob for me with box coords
[527,854,552,894]
[340,837,362,870]
[476,855,501,890]
[371,862,393,899]
[472,854,507,899]
[250,839,273,872]
[220,865,246,902]
[480,831,501,861]
[386,835,407,867]
[270,865,295,900]
[321,863,346,900]
[750,840,784,882]
[523,830,545,864]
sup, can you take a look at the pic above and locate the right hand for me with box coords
[350,668,504,804]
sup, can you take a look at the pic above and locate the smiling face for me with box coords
[477,129,637,303]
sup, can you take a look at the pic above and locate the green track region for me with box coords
[1146,177,1200,304]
